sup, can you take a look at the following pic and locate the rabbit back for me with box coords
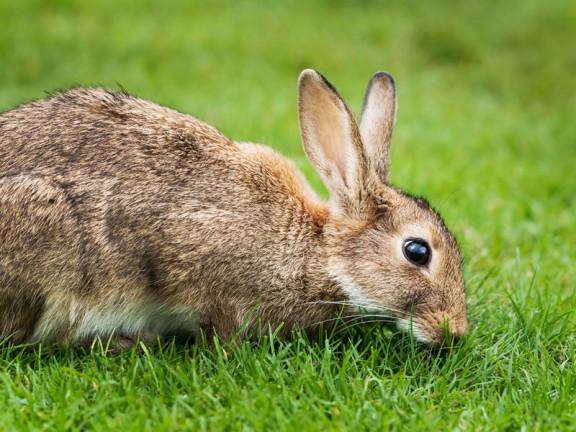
[0,88,335,345]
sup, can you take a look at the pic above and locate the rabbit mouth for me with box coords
[394,317,425,342]
[395,314,466,346]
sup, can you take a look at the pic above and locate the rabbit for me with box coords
[0,70,468,351]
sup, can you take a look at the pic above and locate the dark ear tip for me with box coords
[299,68,320,80]
[298,69,319,92]
[369,71,396,93]
[371,71,395,83]
[298,69,326,87]
[298,69,340,97]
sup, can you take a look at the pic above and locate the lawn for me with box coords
[1,0,575,430]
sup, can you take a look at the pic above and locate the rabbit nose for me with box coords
[450,317,469,339]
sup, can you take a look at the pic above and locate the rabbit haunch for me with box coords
[0,70,468,350]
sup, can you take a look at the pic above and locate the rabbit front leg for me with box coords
[197,299,245,349]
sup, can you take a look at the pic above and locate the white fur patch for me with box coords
[396,317,429,343]
[328,258,380,313]
[32,296,200,342]
[32,298,70,341]
[73,302,200,341]
[332,273,378,311]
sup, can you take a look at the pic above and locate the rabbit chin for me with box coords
[328,268,439,345]
[327,270,404,327]
[328,271,383,313]
[395,318,431,344]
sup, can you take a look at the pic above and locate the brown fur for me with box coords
[0,71,467,350]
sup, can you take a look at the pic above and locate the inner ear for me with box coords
[298,70,368,208]
[304,83,358,188]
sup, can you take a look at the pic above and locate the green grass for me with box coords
[1,0,575,430]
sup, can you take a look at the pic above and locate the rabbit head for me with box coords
[298,70,468,345]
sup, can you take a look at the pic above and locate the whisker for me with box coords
[310,314,366,327]
[310,313,397,329]
[331,318,398,335]
[302,300,406,317]
[302,300,374,309]
[437,184,467,213]
[346,313,395,321]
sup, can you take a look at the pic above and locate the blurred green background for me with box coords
[1,0,575,429]
[1,0,573,295]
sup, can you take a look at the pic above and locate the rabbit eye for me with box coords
[403,239,431,266]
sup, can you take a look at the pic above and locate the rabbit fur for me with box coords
[0,70,468,350]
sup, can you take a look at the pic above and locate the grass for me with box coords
[1,0,575,430]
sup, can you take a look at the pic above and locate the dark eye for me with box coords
[403,239,431,266]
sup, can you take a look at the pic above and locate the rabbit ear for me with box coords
[359,72,396,184]
[298,70,367,212]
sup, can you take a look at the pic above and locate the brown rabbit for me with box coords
[0,70,468,351]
